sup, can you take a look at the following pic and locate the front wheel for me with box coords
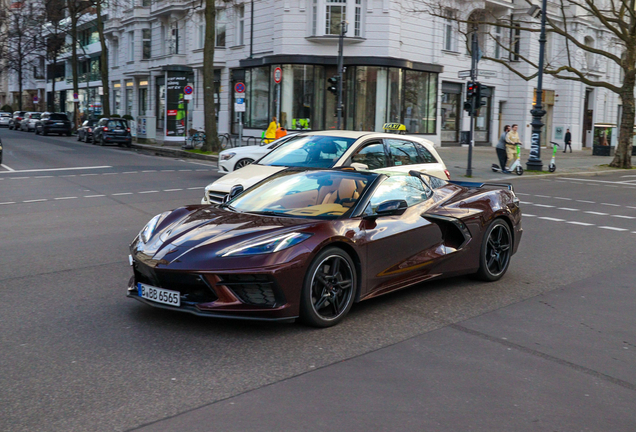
[475,219,512,281]
[234,158,254,170]
[300,248,357,328]
[515,166,524,176]
[548,163,556,173]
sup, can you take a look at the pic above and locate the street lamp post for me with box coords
[526,0,548,171]
[336,20,348,130]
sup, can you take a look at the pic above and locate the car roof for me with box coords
[297,130,435,145]
[305,130,376,139]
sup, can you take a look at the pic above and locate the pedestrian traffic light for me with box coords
[327,76,339,96]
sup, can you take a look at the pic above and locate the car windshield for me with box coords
[257,135,356,168]
[50,114,68,120]
[229,170,374,219]
[0,113,10,117]
[30,113,41,119]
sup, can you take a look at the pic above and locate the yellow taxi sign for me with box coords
[382,123,407,134]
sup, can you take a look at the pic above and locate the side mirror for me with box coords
[350,162,369,171]
[224,184,244,203]
[374,199,408,217]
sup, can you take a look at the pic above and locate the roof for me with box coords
[300,130,435,145]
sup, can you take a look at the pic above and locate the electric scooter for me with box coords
[548,141,560,172]
[491,144,524,175]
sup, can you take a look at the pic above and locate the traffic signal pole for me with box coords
[337,21,346,130]
[467,25,479,177]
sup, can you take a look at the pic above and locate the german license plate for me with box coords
[137,282,180,307]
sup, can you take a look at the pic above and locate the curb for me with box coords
[130,141,219,163]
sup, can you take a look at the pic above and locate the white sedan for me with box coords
[217,134,298,174]
[202,131,450,205]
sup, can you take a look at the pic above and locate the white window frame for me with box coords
[494,22,502,59]
[198,22,205,49]
[216,8,227,47]
[310,0,363,38]
[236,4,245,46]
[128,31,134,62]
[112,39,119,67]
[142,28,151,60]
[443,9,456,52]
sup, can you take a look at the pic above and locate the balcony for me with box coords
[150,0,190,17]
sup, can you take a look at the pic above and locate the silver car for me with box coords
[0,112,11,127]
[20,112,42,132]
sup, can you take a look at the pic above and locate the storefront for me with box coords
[235,56,440,135]
[441,82,462,144]
[155,67,194,142]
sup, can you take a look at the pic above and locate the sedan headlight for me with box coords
[139,212,169,243]
[221,232,312,257]
[220,152,236,161]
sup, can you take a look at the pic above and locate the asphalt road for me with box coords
[1,128,635,432]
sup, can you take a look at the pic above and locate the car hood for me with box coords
[205,164,286,193]
[133,205,314,268]
[220,145,268,159]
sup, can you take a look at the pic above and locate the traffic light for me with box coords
[466,81,476,99]
[463,98,474,114]
[327,76,339,96]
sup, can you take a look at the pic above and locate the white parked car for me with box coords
[20,112,42,132]
[217,134,298,174]
[202,130,450,204]
[0,112,11,127]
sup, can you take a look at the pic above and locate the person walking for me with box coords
[496,125,511,173]
[563,128,572,153]
[505,124,521,168]
[264,116,278,143]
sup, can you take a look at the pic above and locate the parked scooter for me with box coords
[548,141,560,172]
[491,143,524,175]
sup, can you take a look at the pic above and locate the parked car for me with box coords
[35,112,72,136]
[20,112,41,132]
[77,119,99,143]
[0,112,11,127]
[92,118,132,147]
[202,130,450,205]
[9,111,27,130]
[128,168,522,327]
[217,134,298,174]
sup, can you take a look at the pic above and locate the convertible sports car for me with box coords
[128,169,522,327]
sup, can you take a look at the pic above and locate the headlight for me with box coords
[220,152,236,161]
[139,212,168,243]
[221,232,312,257]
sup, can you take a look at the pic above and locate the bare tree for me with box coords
[93,0,109,116]
[202,0,222,152]
[410,0,633,169]
[43,0,67,112]
[0,0,45,110]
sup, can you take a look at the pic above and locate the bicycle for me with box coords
[183,129,205,149]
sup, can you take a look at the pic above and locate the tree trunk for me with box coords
[95,0,110,117]
[17,66,23,110]
[202,0,219,152]
[610,85,634,169]
[69,1,79,130]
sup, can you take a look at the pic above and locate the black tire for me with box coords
[77,132,82,141]
[475,219,512,282]
[97,135,104,146]
[42,130,48,136]
[300,247,357,328]
[234,158,254,171]
[548,163,556,173]
[515,166,524,176]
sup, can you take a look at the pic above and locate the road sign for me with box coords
[234,102,246,112]
[458,70,497,79]
[235,82,245,93]
[274,67,282,83]
[33,96,38,102]
[184,94,193,100]
[184,85,193,95]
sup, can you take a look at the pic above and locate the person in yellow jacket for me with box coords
[264,116,278,143]
[505,124,521,168]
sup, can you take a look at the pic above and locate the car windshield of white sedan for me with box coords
[229,171,372,218]
[257,135,356,168]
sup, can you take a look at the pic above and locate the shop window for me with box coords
[139,87,147,113]
[113,88,121,112]
[216,9,227,47]
[279,65,321,131]
[354,66,378,131]
[126,87,133,116]
[475,87,491,142]
[403,71,437,134]
[142,29,151,60]
[245,67,270,129]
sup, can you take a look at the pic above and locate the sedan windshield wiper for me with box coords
[249,210,289,217]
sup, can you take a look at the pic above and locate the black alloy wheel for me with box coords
[42,129,48,136]
[97,135,103,146]
[84,134,90,143]
[234,158,254,170]
[300,247,356,327]
[475,219,512,281]
[77,132,82,141]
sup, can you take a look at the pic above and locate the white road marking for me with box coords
[84,195,105,198]
[102,172,117,175]
[612,215,636,219]
[0,165,111,174]
[187,187,203,190]
[1,164,15,171]
[23,199,47,203]
[516,192,530,196]
[54,196,78,200]
[60,175,76,177]
[553,197,572,200]
[9,176,30,180]
[33,176,53,179]
[568,221,595,226]
[576,200,595,204]
[557,208,579,211]
[80,173,98,176]
[161,170,175,172]
[599,226,628,232]
[585,211,609,216]
[601,203,620,207]
[521,201,534,205]
[164,189,183,192]
[179,169,192,172]
[112,192,133,196]
[538,217,565,222]
[533,204,555,208]
[628,206,636,210]
[138,190,159,194]
[142,170,157,173]
[523,214,536,217]
[558,177,636,185]
[535,194,552,198]
[122,171,138,174]
[0,201,16,205]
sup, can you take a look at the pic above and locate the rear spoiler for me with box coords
[449,181,514,192]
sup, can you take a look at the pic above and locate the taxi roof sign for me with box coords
[382,123,407,134]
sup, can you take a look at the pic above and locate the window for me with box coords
[494,23,502,59]
[126,86,133,116]
[414,143,437,163]
[34,57,45,79]
[312,0,318,35]
[443,9,455,51]
[128,31,134,62]
[584,36,594,70]
[366,176,430,215]
[387,140,426,166]
[198,23,205,49]
[142,0,150,5]
[142,29,151,59]
[403,70,437,134]
[139,87,147,113]
[216,9,226,47]
[326,0,346,35]
[236,5,245,45]
[112,39,119,67]
[510,23,520,61]
[351,142,387,170]
[169,26,179,54]
[354,0,362,37]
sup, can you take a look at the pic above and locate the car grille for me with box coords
[217,274,284,308]
[133,261,218,305]
[207,190,227,204]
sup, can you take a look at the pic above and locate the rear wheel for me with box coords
[475,219,512,281]
[548,163,556,173]
[515,166,524,176]
[97,135,103,146]
[300,247,356,328]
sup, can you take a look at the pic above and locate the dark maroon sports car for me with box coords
[128,169,522,327]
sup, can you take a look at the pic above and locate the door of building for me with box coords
[441,82,462,144]
[582,88,593,147]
